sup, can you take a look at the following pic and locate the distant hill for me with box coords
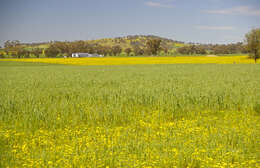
[87,35,185,50]
[21,35,186,51]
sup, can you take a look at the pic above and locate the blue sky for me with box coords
[0,0,260,46]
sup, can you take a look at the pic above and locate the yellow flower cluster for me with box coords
[1,110,259,167]
[0,55,257,65]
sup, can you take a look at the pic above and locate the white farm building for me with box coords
[71,53,103,58]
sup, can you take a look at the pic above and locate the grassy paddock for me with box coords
[0,61,259,167]
[0,55,257,66]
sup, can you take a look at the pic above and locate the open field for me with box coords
[0,61,260,167]
[0,55,258,66]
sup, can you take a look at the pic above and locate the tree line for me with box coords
[176,42,247,55]
[1,28,259,62]
[0,39,247,58]
[1,40,42,58]
[1,39,163,58]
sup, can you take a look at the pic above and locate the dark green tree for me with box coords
[112,45,122,56]
[4,40,21,58]
[0,52,4,58]
[133,46,144,56]
[146,39,161,55]
[125,48,132,56]
[245,28,260,63]
[45,44,60,57]
[32,48,42,58]
[17,48,30,58]
[4,40,20,49]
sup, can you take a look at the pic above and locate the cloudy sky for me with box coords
[0,0,260,46]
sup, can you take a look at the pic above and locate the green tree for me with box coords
[0,52,4,58]
[54,42,69,55]
[125,48,132,56]
[32,48,42,58]
[4,40,21,58]
[177,46,190,55]
[4,40,20,49]
[45,45,60,57]
[133,46,144,56]
[99,46,112,56]
[129,52,135,57]
[17,48,30,58]
[112,45,122,56]
[146,39,161,55]
[161,46,168,55]
[245,28,260,63]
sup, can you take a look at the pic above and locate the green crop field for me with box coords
[0,61,260,167]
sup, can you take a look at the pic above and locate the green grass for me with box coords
[0,62,259,167]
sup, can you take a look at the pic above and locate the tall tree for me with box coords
[0,52,4,58]
[32,48,42,58]
[4,40,20,49]
[125,48,132,56]
[45,44,60,57]
[245,28,260,63]
[146,39,161,55]
[17,48,30,58]
[133,46,144,56]
[112,45,122,56]
[4,40,21,58]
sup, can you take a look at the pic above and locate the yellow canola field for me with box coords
[0,56,258,65]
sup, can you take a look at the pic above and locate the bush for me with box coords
[159,51,165,56]
[45,45,60,58]
[129,52,135,57]
[0,53,5,58]
[120,52,127,57]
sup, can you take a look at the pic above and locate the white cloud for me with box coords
[145,1,174,8]
[205,6,260,16]
[196,26,234,30]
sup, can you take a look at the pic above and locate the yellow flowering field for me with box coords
[0,62,259,167]
[1,110,259,167]
[0,55,258,65]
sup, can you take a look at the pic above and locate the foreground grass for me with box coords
[0,55,257,65]
[0,62,259,167]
